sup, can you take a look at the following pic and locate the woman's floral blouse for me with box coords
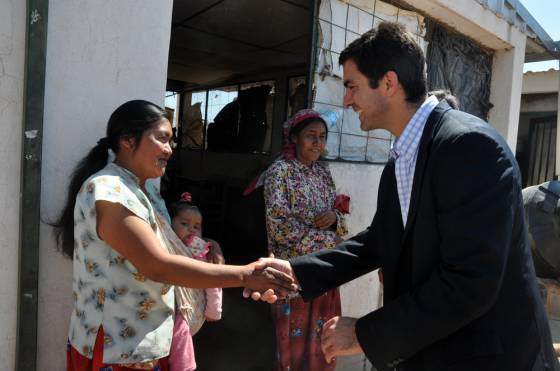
[68,163,174,364]
[264,158,348,259]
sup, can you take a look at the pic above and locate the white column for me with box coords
[488,28,527,152]
[38,1,174,369]
[0,0,26,368]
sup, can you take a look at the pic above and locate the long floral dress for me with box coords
[264,158,347,371]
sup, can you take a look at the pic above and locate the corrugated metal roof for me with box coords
[476,0,559,58]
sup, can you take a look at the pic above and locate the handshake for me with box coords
[241,257,363,363]
[242,257,297,303]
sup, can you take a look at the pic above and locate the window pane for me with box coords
[165,91,179,129]
[366,138,391,163]
[288,76,307,117]
[313,103,343,133]
[325,131,340,160]
[239,81,275,154]
[207,86,238,124]
[178,91,206,149]
[340,134,367,161]
[190,91,207,122]
[205,86,238,152]
[342,108,368,136]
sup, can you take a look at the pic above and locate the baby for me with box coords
[168,192,222,371]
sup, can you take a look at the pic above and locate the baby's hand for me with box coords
[206,238,225,265]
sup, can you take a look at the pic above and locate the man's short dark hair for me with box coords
[339,21,427,104]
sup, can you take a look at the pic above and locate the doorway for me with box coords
[163,1,314,369]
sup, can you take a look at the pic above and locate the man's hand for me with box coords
[206,238,225,265]
[321,316,363,363]
[314,210,337,230]
[242,258,297,303]
[242,260,297,301]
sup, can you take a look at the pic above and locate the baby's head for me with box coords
[169,192,203,243]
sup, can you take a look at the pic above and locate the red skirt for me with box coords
[272,288,341,371]
[66,326,169,371]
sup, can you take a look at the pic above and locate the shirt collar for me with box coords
[109,162,141,185]
[392,95,439,162]
[292,157,318,172]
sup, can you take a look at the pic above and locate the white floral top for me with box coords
[68,163,175,364]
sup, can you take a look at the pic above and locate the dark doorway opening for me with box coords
[517,110,557,187]
[525,116,557,187]
[164,1,314,369]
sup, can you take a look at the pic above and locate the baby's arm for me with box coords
[189,237,222,321]
[204,287,222,321]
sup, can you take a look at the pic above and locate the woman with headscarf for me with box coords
[263,109,349,371]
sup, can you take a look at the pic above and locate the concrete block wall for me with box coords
[38,1,173,369]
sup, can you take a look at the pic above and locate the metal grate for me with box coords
[527,116,557,186]
[311,0,426,163]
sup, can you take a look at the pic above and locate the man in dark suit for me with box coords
[250,21,559,371]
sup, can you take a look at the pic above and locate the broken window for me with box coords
[167,1,311,157]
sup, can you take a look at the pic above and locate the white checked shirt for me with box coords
[390,95,439,226]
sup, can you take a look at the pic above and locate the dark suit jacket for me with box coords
[290,101,559,371]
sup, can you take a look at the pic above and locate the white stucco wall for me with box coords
[330,162,385,370]
[488,27,526,153]
[523,69,559,95]
[520,93,558,113]
[39,1,173,369]
[329,162,384,316]
[0,0,26,369]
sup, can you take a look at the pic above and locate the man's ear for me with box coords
[381,71,400,97]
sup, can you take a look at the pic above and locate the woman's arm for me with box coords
[96,200,295,294]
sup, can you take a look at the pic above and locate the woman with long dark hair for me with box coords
[54,100,294,370]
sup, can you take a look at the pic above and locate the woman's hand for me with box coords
[314,210,337,230]
[242,261,297,300]
[206,238,225,265]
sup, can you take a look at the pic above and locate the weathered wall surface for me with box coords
[330,162,385,370]
[38,1,173,369]
[523,69,559,95]
[0,0,26,369]
[521,93,558,114]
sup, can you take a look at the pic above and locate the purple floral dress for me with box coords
[264,158,347,371]
[265,158,347,259]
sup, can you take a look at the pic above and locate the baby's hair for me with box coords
[169,192,201,219]
[428,89,459,109]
